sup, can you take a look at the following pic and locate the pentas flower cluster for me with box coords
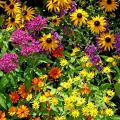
[11,29,42,56]
[0,53,18,73]
[25,15,48,32]
[85,44,102,70]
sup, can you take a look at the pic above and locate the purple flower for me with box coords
[85,44,97,57]
[59,9,67,17]
[0,53,18,73]
[51,31,60,40]
[25,15,48,32]
[70,1,77,13]
[90,55,101,65]
[115,34,120,56]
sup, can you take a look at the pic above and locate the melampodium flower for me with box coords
[70,9,88,26]
[32,101,39,110]
[22,5,36,21]
[87,16,106,34]
[8,106,16,116]
[0,111,6,120]
[39,33,59,52]
[16,105,29,118]
[107,89,115,96]
[105,108,114,116]
[49,67,62,79]
[97,32,115,51]
[60,59,68,66]
[4,1,21,16]
[71,109,80,118]
[102,66,111,73]
[46,0,60,12]
[51,97,58,105]
[99,0,119,12]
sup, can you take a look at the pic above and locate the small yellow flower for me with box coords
[112,61,117,66]
[8,106,16,116]
[38,81,45,87]
[71,109,80,118]
[90,108,98,117]
[73,47,80,53]
[106,57,114,62]
[86,61,93,67]
[39,95,46,102]
[73,76,80,81]
[105,108,114,116]
[80,56,89,62]
[87,72,95,79]
[60,59,68,66]
[82,107,89,116]
[51,97,58,105]
[69,95,77,102]
[107,89,115,97]
[32,101,39,110]
[87,102,95,109]
[57,87,63,91]
[103,66,111,73]
[103,96,110,103]
[76,98,86,106]
[64,102,74,110]
[26,94,32,101]
[55,116,66,120]
[39,74,48,79]
[61,82,72,89]
[79,70,87,77]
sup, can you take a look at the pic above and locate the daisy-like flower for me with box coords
[49,67,62,79]
[46,0,60,12]
[70,9,88,26]
[105,108,114,116]
[18,84,27,98]
[99,0,119,12]
[8,106,16,116]
[87,16,106,34]
[6,15,22,28]
[71,109,80,118]
[102,66,111,73]
[97,32,115,51]
[51,16,61,26]
[16,105,29,118]
[22,5,36,21]
[39,33,59,52]
[9,91,20,104]
[4,1,21,16]
[0,0,5,8]
[0,111,6,120]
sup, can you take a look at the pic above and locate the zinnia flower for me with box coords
[0,111,6,120]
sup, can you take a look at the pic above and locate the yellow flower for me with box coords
[107,89,115,97]
[39,74,48,79]
[99,0,119,12]
[57,86,63,91]
[79,70,87,77]
[61,82,72,89]
[64,102,74,110]
[76,98,86,106]
[71,109,80,118]
[60,59,68,66]
[80,56,89,62]
[51,16,61,26]
[0,0,5,8]
[82,107,89,116]
[38,81,45,87]
[102,66,111,73]
[103,96,110,103]
[106,57,114,62]
[97,32,115,51]
[90,108,98,117]
[55,116,66,120]
[51,97,58,105]
[39,95,46,102]
[73,47,80,53]
[86,61,93,67]
[87,102,95,109]
[87,72,95,79]
[26,94,32,101]
[69,95,77,102]
[87,16,106,34]
[8,106,16,116]
[39,33,59,52]
[105,108,114,116]
[70,9,88,26]
[73,76,80,81]
[32,101,39,110]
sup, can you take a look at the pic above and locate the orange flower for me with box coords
[8,106,16,116]
[32,77,42,85]
[81,83,90,94]
[49,67,62,79]
[0,111,6,120]
[18,84,27,98]
[9,91,20,104]
[16,105,29,118]
[32,117,41,120]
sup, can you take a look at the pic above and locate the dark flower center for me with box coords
[46,38,52,43]
[10,18,15,22]
[6,0,11,5]
[53,19,57,23]
[107,0,112,4]
[77,13,82,18]
[105,37,111,43]
[22,10,27,16]
[94,21,100,26]
[9,4,14,9]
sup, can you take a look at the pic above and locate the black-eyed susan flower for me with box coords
[70,9,88,26]
[99,0,119,12]
[46,0,60,12]
[87,16,106,34]
[4,0,21,16]
[0,0,5,8]
[22,5,36,21]
[39,33,59,52]
[97,32,115,51]
[6,15,22,28]
[51,16,61,26]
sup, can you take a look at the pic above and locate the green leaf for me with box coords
[100,83,111,91]
[114,83,120,98]
[0,77,9,90]
[0,93,7,109]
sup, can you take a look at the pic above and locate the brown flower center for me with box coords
[9,4,14,9]
[77,13,82,18]
[53,19,57,23]
[94,21,100,26]
[10,18,15,22]
[22,10,27,16]
[6,0,11,5]
[107,0,112,4]
[46,38,52,43]
[105,37,111,43]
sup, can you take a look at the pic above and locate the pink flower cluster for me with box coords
[0,53,18,73]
